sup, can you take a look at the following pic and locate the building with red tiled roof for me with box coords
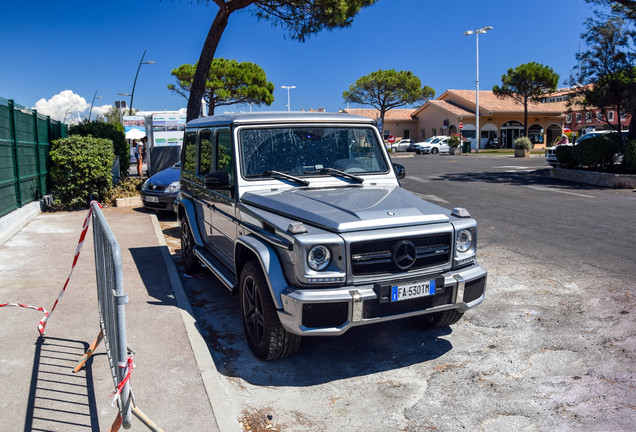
[411,90,567,149]
[343,90,567,149]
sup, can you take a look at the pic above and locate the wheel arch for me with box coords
[176,196,204,247]
[235,235,288,309]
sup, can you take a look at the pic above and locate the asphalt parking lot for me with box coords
[159,154,636,431]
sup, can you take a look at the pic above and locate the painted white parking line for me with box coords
[414,193,450,204]
[525,185,595,198]
[407,176,430,183]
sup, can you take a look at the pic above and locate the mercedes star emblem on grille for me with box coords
[392,240,417,270]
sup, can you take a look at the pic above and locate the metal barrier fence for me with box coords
[0,97,67,217]
[74,202,160,431]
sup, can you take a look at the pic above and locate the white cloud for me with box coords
[91,104,112,120]
[34,90,89,123]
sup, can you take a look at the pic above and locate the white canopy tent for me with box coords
[125,129,145,140]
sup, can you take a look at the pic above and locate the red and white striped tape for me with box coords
[36,201,102,335]
[0,302,48,315]
[110,356,135,404]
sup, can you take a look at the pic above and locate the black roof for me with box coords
[186,111,375,128]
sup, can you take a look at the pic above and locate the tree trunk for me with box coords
[629,106,636,141]
[523,95,529,138]
[186,7,230,122]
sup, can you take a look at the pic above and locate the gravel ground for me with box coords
[158,216,636,432]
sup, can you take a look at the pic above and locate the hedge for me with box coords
[68,121,130,176]
[50,135,115,209]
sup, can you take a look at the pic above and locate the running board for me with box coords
[194,247,237,291]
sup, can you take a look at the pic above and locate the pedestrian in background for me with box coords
[137,137,148,177]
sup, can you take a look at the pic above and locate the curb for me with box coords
[115,196,143,207]
[0,200,44,246]
[149,214,241,432]
[551,167,636,189]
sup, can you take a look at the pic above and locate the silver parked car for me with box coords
[175,112,487,360]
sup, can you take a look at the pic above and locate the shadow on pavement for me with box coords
[130,247,178,307]
[431,168,609,190]
[25,337,100,432]
[181,270,454,387]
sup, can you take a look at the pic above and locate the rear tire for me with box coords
[412,309,464,329]
[180,218,202,273]
[431,147,439,154]
[240,260,301,360]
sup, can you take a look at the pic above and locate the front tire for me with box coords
[180,218,202,273]
[240,260,301,360]
[412,309,464,329]
[431,147,439,154]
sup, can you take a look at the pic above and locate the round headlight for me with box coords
[308,245,331,271]
[456,229,473,253]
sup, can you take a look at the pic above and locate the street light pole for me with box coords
[281,85,296,111]
[88,91,102,121]
[125,49,155,116]
[464,26,493,153]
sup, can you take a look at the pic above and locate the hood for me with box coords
[147,165,181,188]
[241,186,450,233]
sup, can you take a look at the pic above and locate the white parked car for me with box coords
[545,130,627,166]
[414,136,450,154]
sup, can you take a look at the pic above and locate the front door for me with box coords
[500,121,524,148]
[200,129,237,267]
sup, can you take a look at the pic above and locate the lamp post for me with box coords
[122,49,155,116]
[281,85,296,111]
[463,26,493,153]
[88,91,102,121]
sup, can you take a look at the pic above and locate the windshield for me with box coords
[240,126,389,178]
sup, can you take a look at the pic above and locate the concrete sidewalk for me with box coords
[0,206,235,431]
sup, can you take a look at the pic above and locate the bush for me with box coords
[50,135,115,209]
[69,121,130,176]
[573,135,622,170]
[624,140,636,173]
[514,136,532,150]
[555,145,577,168]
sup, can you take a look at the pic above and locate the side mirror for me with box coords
[204,170,232,189]
[393,163,406,179]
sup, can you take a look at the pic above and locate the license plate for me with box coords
[391,279,435,302]
[144,196,159,203]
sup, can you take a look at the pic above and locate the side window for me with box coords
[182,131,197,173]
[199,129,212,176]
[217,130,232,177]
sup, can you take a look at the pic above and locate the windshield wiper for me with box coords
[262,170,310,186]
[320,167,364,183]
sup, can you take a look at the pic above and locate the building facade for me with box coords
[344,90,568,150]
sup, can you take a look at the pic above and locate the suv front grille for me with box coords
[350,233,451,275]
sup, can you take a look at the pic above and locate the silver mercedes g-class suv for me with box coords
[175,112,487,360]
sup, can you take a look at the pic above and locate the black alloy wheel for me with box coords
[240,260,301,360]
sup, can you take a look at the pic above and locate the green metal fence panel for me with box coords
[14,108,39,205]
[0,97,65,218]
[0,99,17,217]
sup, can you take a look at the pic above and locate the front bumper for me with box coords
[278,264,487,336]
[140,190,178,212]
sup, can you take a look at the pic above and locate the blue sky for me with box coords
[1,0,597,122]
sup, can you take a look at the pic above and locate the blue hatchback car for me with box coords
[140,162,181,213]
